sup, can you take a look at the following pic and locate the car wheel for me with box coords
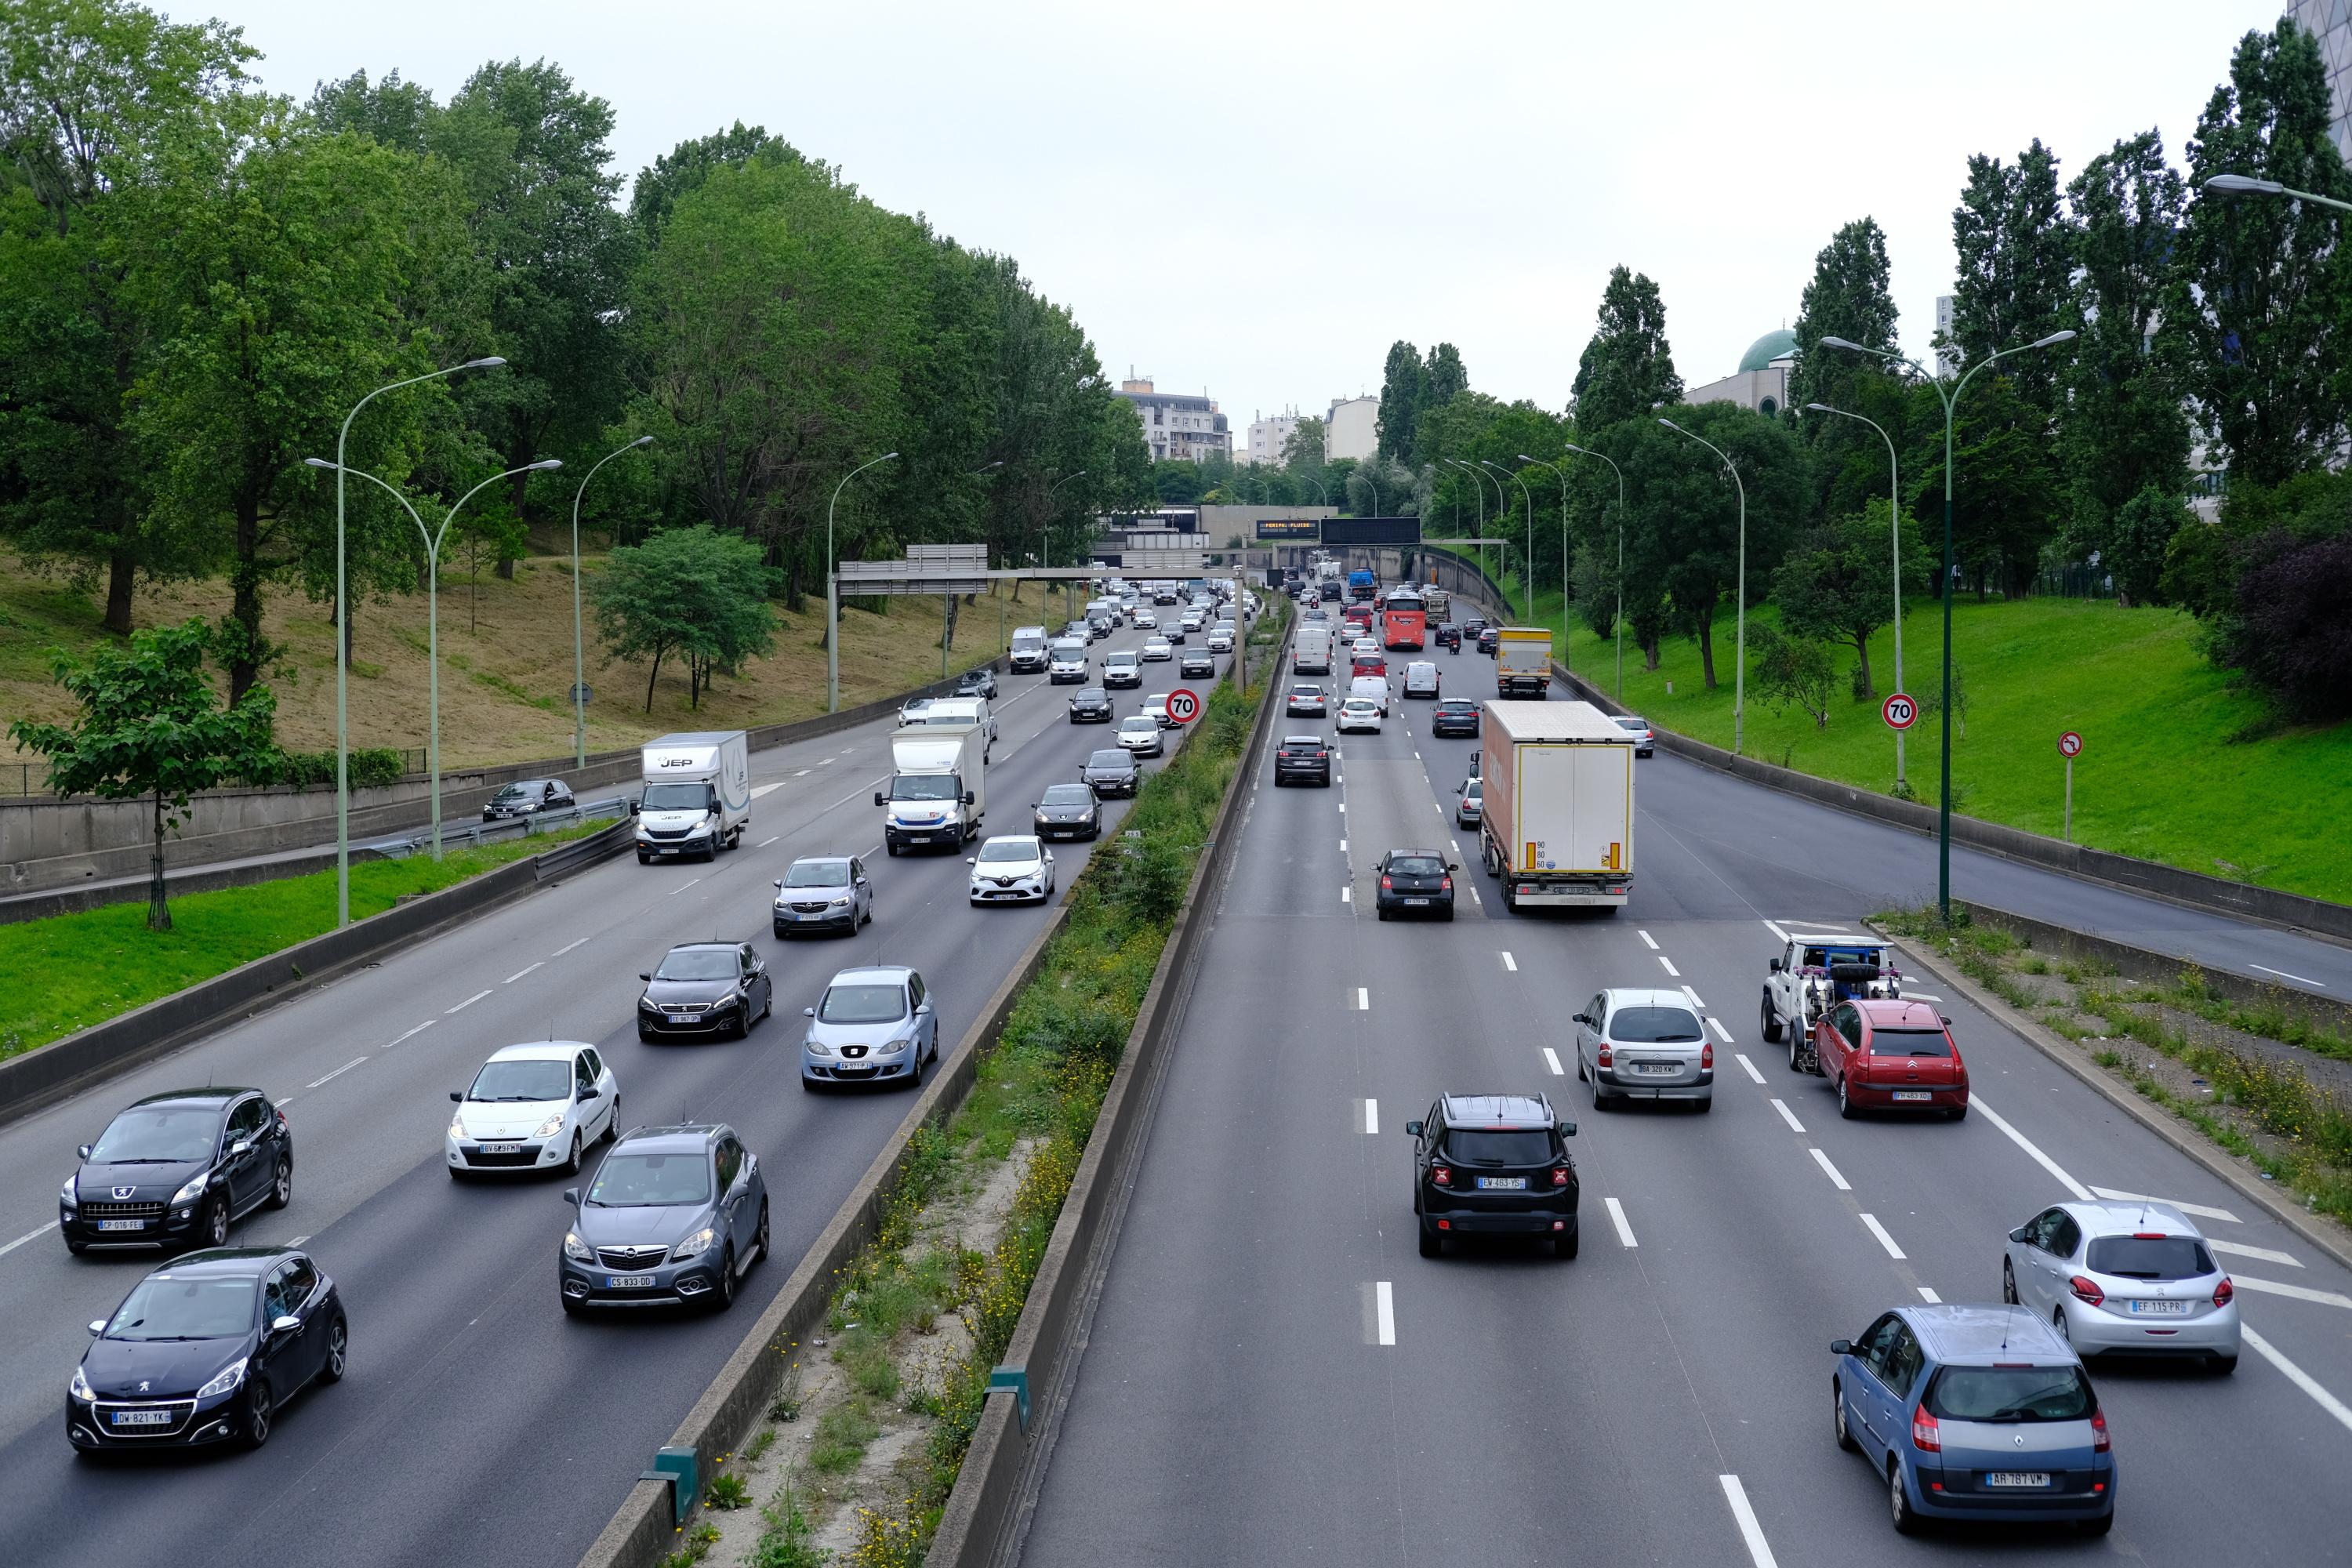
[2079,1508,2114,1537]
[907,1046,924,1090]
[710,1248,736,1312]
[1838,1075,1858,1120]
[2002,1258,2019,1305]
[1575,1052,1587,1082]
[774,924,789,939]
[1376,906,1389,921]
[1889,1461,1922,1536]
[2053,1306,2071,1345]
[1693,1094,1712,1114]
[637,1025,655,1043]
[1590,1071,1614,1111]
[240,1377,274,1450]
[1759,993,1782,1044]
[317,1316,347,1385]
[1834,1381,1858,1451]
[561,1131,583,1175]
[1441,906,1455,922]
[800,1076,822,1094]
[753,1203,771,1265]
[604,1098,619,1142]
[66,1237,89,1256]
[1789,1028,1806,1073]
[266,1156,293,1210]
[200,1195,230,1249]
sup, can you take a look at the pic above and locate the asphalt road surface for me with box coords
[1019,651,2352,1567]
[0,608,1229,1568]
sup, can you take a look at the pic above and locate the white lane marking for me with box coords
[1971,1094,2094,1201]
[758,837,780,848]
[1338,802,1345,813]
[1809,1148,1849,1189]
[818,757,836,765]
[1605,1197,1638,1247]
[750,781,786,800]
[1707,1017,1734,1045]
[1364,1099,1378,1134]
[793,769,811,778]
[1657,955,1680,977]
[1734,1054,1766,1085]
[1769,1099,1805,1134]
[503,962,542,985]
[1356,987,1369,1011]
[551,937,590,957]
[1682,984,1707,1011]
[1374,1281,1396,1345]
[445,989,492,1014]
[1902,993,1941,1002]
[2231,1275,2352,1310]
[306,1056,367,1090]
[2244,1326,2352,1434]
[2251,963,2325,988]
[1542,1047,1564,1076]
[1762,920,1789,942]
[1414,750,1420,760]
[385,1021,434,1047]
[1638,929,1660,950]
[666,877,702,897]
[2209,1239,2303,1269]
[1338,838,1347,852]
[1718,1475,1780,1568]
[286,1235,309,1247]
[1468,886,1481,906]
[1859,1213,1907,1258]
[1918,1287,1943,1304]
[0,1221,60,1258]
[1341,886,1352,903]
[2089,1185,2240,1223]
[1501,951,1517,971]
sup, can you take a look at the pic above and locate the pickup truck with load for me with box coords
[877,723,986,854]
[1475,701,1633,912]
[1758,930,1909,1069]
[1007,625,1050,673]
[636,731,751,863]
[1420,586,1450,622]
[1494,626,1552,698]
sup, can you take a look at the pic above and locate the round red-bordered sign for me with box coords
[1165,688,1200,724]
[1882,691,1917,731]
[2058,730,2083,758]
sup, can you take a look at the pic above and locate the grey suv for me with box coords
[560,1123,769,1314]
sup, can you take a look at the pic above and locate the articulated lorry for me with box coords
[636,731,751,863]
[877,722,987,854]
[1475,700,1634,912]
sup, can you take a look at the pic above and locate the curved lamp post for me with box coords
[1519,454,1569,668]
[568,436,654,768]
[1655,419,1748,755]
[1802,401,1906,787]
[826,452,902,713]
[1562,442,1625,699]
[1482,459,1531,621]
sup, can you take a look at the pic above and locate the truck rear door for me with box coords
[1512,743,1632,875]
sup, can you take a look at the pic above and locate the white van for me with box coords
[1048,639,1088,683]
[1402,660,1441,699]
[1294,624,1334,675]
[636,731,751,862]
[1007,625,1050,673]
[1349,674,1391,717]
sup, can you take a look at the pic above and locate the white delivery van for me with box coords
[877,723,987,854]
[636,731,751,863]
[1476,700,1634,912]
[1349,674,1392,717]
[1007,625,1050,673]
[1494,626,1552,698]
[1047,638,1088,683]
[1294,624,1334,675]
[917,695,996,755]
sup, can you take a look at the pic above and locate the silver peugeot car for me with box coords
[2002,1200,2241,1370]
[1573,987,1713,1111]
[800,967,939,1091]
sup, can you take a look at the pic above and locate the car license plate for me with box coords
[111,1409,172,1426]
[604,1273,657,1290]
[482,1143,522,1155]
[1633,1062,1680,1076]
[1404,897,1429,906]
[1474,1176,1527,1190]
[96,1218,145,1232]
[659,847,679,855]
[2129,1298,2191,1315]
[669,1013,694,1023]
[1892,1090,1933,1102]
[1984,1472,2049,1488]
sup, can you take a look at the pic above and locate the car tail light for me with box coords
[1440,877,1453,891]
[2090,1406,2110,1453]
[1315,750,1327,759]
[1381,876,1393,891]
[1432,1166,1451,1186]
[1551,1166,1570,1186]
[1700,1044,1714,1070]
[1596,1044,1613,1068]
[1911,1406,1940,1452]
[2069,1275,2105,1307]
[2213,1276,2234,1307]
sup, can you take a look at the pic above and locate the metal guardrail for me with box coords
[368,794,633,858]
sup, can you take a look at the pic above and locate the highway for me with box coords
[1019,641,2352,1566]
[0,606,1229,1568]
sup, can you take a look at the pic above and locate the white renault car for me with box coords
[967,834,1055,904]
[447,1041,618,1179]
[2002,1200,2241,1370]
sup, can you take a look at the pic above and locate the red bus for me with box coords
[1381,589,1427,651]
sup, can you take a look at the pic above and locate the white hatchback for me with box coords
[967,835,1054,904]
[447,1041,618,1178]
[1142,637,1174,662]
[1134,610,1158,630]
[1337,697,1383,733]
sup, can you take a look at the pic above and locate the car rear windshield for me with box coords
[655,949,737,981]
[1868,1027,1952,1057]
[1610,1006,1704,1043]
[1445,1129,1555,1166]
[1389,856,1445,876]
[1924,1365,2094,1423]
[89,1105,221,1163]
[820,984,907,1023]
[2086,1235,2215,1279]
[467,1060,572,1102]
[1290,686,1320,697]
[590,1152,712,1207]
[105,1276,256,1340]
[785,860,851,887]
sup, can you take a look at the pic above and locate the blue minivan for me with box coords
[1831,1304,2114,1536]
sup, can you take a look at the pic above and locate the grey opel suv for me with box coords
[559,1123,769,1315]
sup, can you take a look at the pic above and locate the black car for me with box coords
[1033,782,1103,840]
[1475,626,1502,655]
[1433,623,1462,652]
[1080,748,1141,798]
[1273,734,1332,787]
[953,667,999,699]
[483,778,574,822]
[1180,650,1215,679]
[1407,1094,1579,1259]
[636,942,774,1042]
[1461,616,1489,638]
[1430,698,1481,738]
[1375,848,1457,920]
[1067,686,1115,724]
[70,1246,346,1452]
[560,1123,770,1315]
[63,1089,292,1256]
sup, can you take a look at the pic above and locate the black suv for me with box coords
[1406,1094,1579,1258]
[1475,626,1501,655]
[1430,698,1480,738]
[1273,735,1331,787]
[1433,623,1461,651]
[1375,848,1455,920]
[1067,686,1114,723]
[64,1089,293,1255]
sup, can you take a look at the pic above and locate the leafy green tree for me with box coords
[1904,372,2062,598]
[1748,623,1837,730]
[1769,498,1927,697]
[592,524,775,710]
[1791,217,1901,405]
[1947,140,2072,413]
[2162,20,2352,486]
[1423,342,1468,407]
[9,618,275,930]
[1571,267,1682,433]
[627,120,799,243]
[2105,485,2191,608]
[1375,339,1425,461]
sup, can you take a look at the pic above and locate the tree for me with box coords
[9,618,275,930]
[2206,528,2352,720]
[592,524,775,711]
[1748,623,1837,730]
[1374,339,1425,461]
[1947,140,2072,412]
[1770,498,1928,697]
[1906,372,2063,598]
[1789,217,1901,416]
[2162,20,2352,487]
[2105,485,2191,608]
[1571,266,1681,433]
[627,120,799,242]
[1279,416,1325,471]
[1423,342,1468,406]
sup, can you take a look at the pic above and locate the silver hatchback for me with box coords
[1573,988,1713,1110]
[2002,1201,2240,1370]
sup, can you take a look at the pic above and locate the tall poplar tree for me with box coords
[1571,267,1681,433]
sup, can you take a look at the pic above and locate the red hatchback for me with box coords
[1811,999,1969,1120]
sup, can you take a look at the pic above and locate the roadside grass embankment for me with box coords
[0,824,600,1062]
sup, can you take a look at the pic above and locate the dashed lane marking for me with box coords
[2245,1326,2352,1434]
[1769,1099,1805,1134]
[666,877,702,897]
[2251,964,2325,988]
[0,1222,59,1258]
[758,837,780,848]
[503,962,542,984]
[551,937,590,957]
[307,1056,368,1090]
[1542,1047,1564,1076]
[1707,1017,1734,1045]
[1859,1213,1907,1259]
[1605,1197,1638,1247]
[1341,886,1352,904]
[2209,1239,2302,1269]
[1374,1281,1396,1345]
[1638,929,1659,950]
[2089,1185,2239,1224]
[385,1021,434,1047]
[1501,952,1517,971]
[1681,984,1707,1011]
[1734,1054,1766,1085]
[446,989,491,1014]
[1363,1099,1378,1134]
[793,769,811,778]
[1918,1287,1942,1303]
[1718,1475,1780,1568]
[1355,987,1369,1010]
[1657,955,1680,978]
[2231,1275,2352,1310]
[1809,1148,1849,1190]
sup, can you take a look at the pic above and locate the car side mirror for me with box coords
[563,1187,581,1207]
[964,791,976,805]
[2008,1226,2029,1244]
[773,879,785,889]
[964,856,976,865]
[1571,1013,1589,1026]
[873,791,886,808]
[1769,958,1783,972]
[449,1091,463,1103]
[639,972,652,982]
[579,1085,599,1100]
[1403,1120,1424,1137]
[89,1319,107,1337]
[1557,1120,1577,1138]
[78,1143,92,1160]
[230,1139,252,1157]
[270,1315,302,1336]
[1830,1338,1853,1356]
[1044,851,1054,861]
[803,1007,817,1018]
[1941,1016,1953,1025]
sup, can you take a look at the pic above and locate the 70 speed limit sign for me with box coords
[1165,688,1200,725]
[1881,691,1918,731]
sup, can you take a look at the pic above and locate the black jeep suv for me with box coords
[1406,1093,1579,1259]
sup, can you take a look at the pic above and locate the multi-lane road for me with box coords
[0,609,1227,1568]
[1020,637,2352,1566]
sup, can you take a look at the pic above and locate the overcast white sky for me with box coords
[200,0,2281,438]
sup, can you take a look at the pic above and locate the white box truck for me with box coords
[636,731,751,863]
[877,722,986,854]
[1494,626,1552,698]
[1475,701,1634,912]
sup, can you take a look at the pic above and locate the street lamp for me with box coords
[1519,454,1570,670]
[1482,459,1530,622]
[329,356,504,926]
[1656,419,1748,755]
[1820,327,2076,919]
[1563,443,1625,699]
[308,454,561,860]
[826,451,901,713]
[568,436,653,768]
[1803,401,1906,788]
[2203,171,2352,212]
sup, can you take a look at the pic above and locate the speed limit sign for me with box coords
[1165,688,1200,725]
[1881,691,1918,731]
[2058,730,2083,758]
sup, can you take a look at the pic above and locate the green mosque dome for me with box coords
[1738,328,1799,372]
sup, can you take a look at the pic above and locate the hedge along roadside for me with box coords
[573,605,1290,1568]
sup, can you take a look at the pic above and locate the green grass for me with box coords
[1440,550,2352,903]
[0,826,599,1059]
